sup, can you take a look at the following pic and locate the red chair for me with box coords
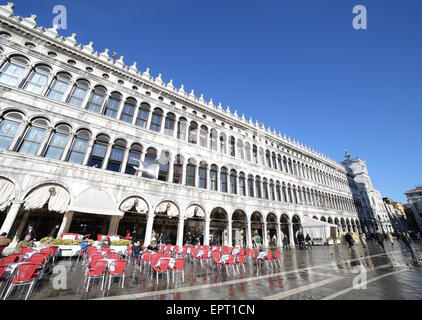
[160,244,165,252]
[106,253,121,260]
[235,254,246,273]
[0,265,8,299]
[107,260,127,290]
[271,251,281,268]
[20,247,34,255]
[28,254,47,267]
[217,255,236,275]
[139,251,152,272]
[174,245,179,255]
[171,258,185,283]
[197,249,209,268]
[163,253,172,258]
[7,254,25,263]
[151,258,170,284]
[0,255,19,266]
[3,263,40,300]
[257,251,272,269]
[84,260,107,292]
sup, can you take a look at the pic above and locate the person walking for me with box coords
[283,234,290,251]
[255,233,262,250]
[401,232,414,253]
[387,232,394,246]
[305,233,313,250]
[345,232,355,250]
[297,232,305,250]
[272,234,277,247]
[376,231,385,251]
[359,233,367,250]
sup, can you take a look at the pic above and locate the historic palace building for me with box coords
[0,3,393,248]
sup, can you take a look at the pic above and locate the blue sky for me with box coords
[11,0,422,203]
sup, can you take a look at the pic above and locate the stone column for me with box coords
[9,120,30,152]
[146,110,153,130]
[143,214,155,247]
[182,162,187,186]
[227,218,232,247]
[12,211,30,243]
[36,126,54,156]
[247,220,252,248]
[108,216,121,235]
[204,216,210,246]
[0,201,22,235]
[41,74,55,96]
[263,222,269,248]
[57,210,74,237]
[120,147,130,174]
[195,165,200,188]
[276,222,282,247]
[60,132,75,161]
[288,223,295,247]
[167,159,174,183]
[82,140,95,166]
[177,215,185,246]
[101,143,114,170]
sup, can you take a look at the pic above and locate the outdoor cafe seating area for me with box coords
[0,241,284,300]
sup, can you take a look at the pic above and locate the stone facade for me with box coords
[0,3,393,249]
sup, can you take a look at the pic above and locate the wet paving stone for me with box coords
[3,241,422,300]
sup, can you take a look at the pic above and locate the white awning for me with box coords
[301,216,338,240]
[301,216,337,228]
[23,185,70,214]
[0,178,15,211]
[120,197,148,214]
[69,189,122,217]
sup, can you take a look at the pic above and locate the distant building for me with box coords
[404,187,422,232]
[382,198,409,233]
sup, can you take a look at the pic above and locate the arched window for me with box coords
[188,122,198,144]
[245,142,251,161]
[209,129,217,151]
[199,162,207,189]
[288,159,293,175]
[87,85,107,113]
[158,151,170,182]
[18,118,49,156]
[210,165,218,191]
[136,103,151,128]
[164,113,176,136]
[67,129,91,165]
[252,145,258,164]
[173,155,183,184]
[143,148,157,179]
[255,176,262,198]
[269,180,275,201]
[0,111,23,150]
[283,157,288,174]
[106,139,126,172]
[104,92,122,118]
[23,64,51,94]
[263,178,269,199]
[277,155,283,172]
[220,167,228,193]
[229,136,236,157]
[177,117,187,140]
[68,79,89,107]
[186,159,196,187]
[219,134,226,154]
[125,143,143,175]
[120,98,137,123]
[47,72,71,101]
[88,134,110,168]
[265,151,271,168]
[272,153,277,169]
[276,182,281,201]
[0,55,29,86]
[239,172,246,196]
[44,123,71,160]
[150,108,163,132]
[230,170,237,194]
[200,125,208,147]
[248,175,254,197]
[237,140,244,160]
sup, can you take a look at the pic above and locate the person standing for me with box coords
[401,232,413,253]
[255,233,262,250]
[21,224,36,241]
[359,233,367,250]
[131,229,138,245]
[376,231,385,251]
[283,234,290,251]
[297,232,305,250]
[272,234,277,248]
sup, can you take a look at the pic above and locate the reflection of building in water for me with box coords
[0,3,393,249]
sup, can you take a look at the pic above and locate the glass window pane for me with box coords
[0,120,20,150]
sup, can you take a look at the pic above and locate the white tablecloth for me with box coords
[257,252,268,260]
[219,255,230,264]
[103,258,116,271]
[232,248,240,255]
[155,257,175,269]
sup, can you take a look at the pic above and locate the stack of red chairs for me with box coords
[84,260,107,292]
[150,256,170,285]
[171,258,185,283]
[3,263,41,300]
[217,255,236,275]
[106,260,127,290]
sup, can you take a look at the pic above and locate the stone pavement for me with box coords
[3,241,422,300]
